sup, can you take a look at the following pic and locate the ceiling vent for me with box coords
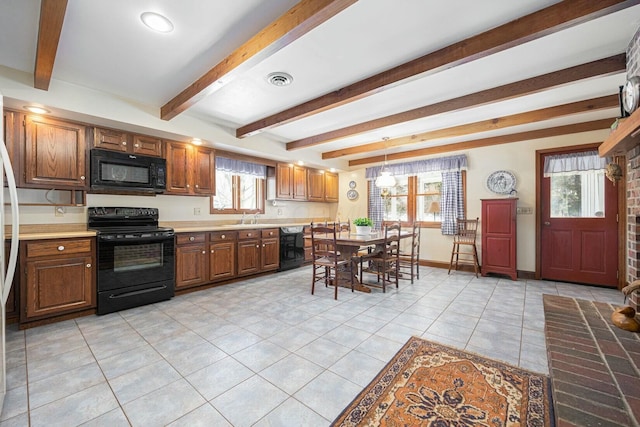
[267,72,293,87]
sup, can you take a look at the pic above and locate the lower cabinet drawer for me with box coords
[25,238,92,258]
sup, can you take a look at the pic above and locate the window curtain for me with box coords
[580,170,605,217]
[216,157,266,176]
[368,183,384,230]
[365,154,467,234]
[441,171,463,235]
[543,151,609,177]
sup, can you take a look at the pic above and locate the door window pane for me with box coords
[550,170,604,218]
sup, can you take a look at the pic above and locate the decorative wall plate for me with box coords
[347,189,359,200]
[486,170,516,195]
[349,180,357,189]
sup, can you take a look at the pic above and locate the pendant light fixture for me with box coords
[375,137,396,189]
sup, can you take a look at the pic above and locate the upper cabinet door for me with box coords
[276,163,294,199]
[192,146,215,195]
[307,169,325,202]
[131,134,162,157]
[165,141,191,194]
[324,171,339,202]
[292,164,307,200]
[24,115,88,189]
[93,127,129,152]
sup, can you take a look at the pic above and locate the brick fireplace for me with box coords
[626,28,640,311]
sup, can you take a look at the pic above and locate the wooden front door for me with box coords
[540,150,618,287]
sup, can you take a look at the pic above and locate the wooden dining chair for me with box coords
[310,223,354,299]
[360,222,401,292]
[399,221,420,283]
[448,217,480,277]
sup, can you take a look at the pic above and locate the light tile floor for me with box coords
[0,266,623,426]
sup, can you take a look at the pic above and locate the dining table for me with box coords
[306,229,412,293]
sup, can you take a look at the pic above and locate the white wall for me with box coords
[339,128,611,273]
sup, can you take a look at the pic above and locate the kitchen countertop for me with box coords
[6,221,317,240]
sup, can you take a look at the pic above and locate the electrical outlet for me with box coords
[193,207,201,215]
[516,206,533,215]
[277,208,283,216]
[54,206,65,217]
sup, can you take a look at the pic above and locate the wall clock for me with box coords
[623,76,640,114]
[347,189,359,200]
[486,170,516,195]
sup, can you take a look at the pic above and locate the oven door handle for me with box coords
[98,234,174,242]
[108,285,168,299]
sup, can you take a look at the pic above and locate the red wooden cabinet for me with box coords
[481,198,518,280]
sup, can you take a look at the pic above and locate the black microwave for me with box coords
[90,149,166,193]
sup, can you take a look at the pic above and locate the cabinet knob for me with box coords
[269,232,273,236]
[221,235,225,239]
[186,184,190,188]
[202,250,206,254]
[262,244,266,247]
[247,233,252,237]
[122,141,127,146]
[134,143,140,148]
[195,184,199,188]
[57,245,65,251]
[80,175,85,181]
[210,250,214,253]
[189,236,195,241]
[86,263,91,268]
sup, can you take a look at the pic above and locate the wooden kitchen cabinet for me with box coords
[4,241,18,323]
[324,171,339,202]
[236,228,279,276]
[175,233,208,289]
[23,115,88,189]
[481,198,518,280]
[20,237,95,322]
[209,231,236,282]
[307,169,325,202]
[275,163,306,200]
[93,127,163,157]
[165,141,215,196]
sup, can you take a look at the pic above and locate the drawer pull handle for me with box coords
[122,141,127,146]
[262,244,265,247]
[247,233,252,237]
[221,234,225,239]
[134,143,139,148]
[189,236,195,241]
[80,175,85,181]
[57,245,65,251]
[269,232,273,235]
[256,245,259,248]
[86,263,91,268]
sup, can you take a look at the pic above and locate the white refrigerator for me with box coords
[0,92,20,413]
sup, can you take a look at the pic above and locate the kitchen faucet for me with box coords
[253,213,259,224]
[240,212,246,224]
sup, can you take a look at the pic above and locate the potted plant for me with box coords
[353,217,373,235]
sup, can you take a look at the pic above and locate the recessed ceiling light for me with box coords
[191,138,203,146]
[297,160,304,166]
[140,12,174,33]
[24,105,50,114]
[267,72,293,87]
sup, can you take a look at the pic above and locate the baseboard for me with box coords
[419,259,534,280]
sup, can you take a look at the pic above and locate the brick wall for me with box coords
[626,27,640,311]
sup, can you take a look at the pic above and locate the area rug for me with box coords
[332,336,553,426]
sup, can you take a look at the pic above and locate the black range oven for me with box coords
[88,207,175,315]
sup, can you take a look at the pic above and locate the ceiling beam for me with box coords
[160,0,358,121]
[286,54,625,150]
[34,0,68,90]
[237,0,635,138]
[348,118,615,167]
[324,94,618,159]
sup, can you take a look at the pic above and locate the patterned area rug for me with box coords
[332,336,553,426]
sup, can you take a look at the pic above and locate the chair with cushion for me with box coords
[311,223,354,299]
[399,221,420,283]
[360,222,401,292]
[448,217,480,277]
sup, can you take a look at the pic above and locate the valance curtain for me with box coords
[216,157,266,176]
[365,154,467,180]
[543,151,609,177]
[366,154,467,235]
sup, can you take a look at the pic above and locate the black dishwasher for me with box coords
[279,226,305,271]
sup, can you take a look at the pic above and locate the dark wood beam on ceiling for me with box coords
[286,54,625,150]
[237,0,635,138]
[324,94,618,159]
[349,118,615,166]
[34,0,68,90]
[160,0,358,121]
